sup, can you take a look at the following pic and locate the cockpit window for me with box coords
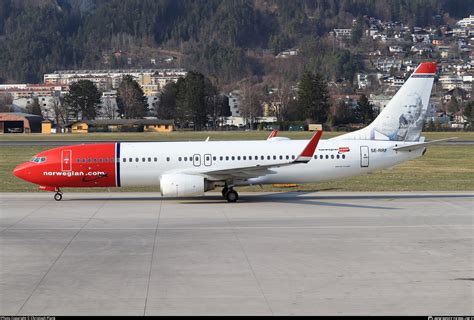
[31,156,47,163]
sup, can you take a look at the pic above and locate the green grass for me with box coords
[1,144,473,193]
[0,130,472,142]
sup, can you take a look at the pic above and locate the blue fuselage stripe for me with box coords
[116,142,121,187]
[411,74,435,78]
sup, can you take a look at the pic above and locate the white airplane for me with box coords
[14,62,450,202]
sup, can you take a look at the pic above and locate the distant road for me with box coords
[1,140,473,146]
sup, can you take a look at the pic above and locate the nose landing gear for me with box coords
[54,189,63,201]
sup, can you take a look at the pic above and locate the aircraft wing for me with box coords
[186,130,322,181]
[393,137,457,152]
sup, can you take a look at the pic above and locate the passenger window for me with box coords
[314,155,317,159]
[273,155,277,160]
[319,155,323,159]
[166,157,170,162]
[267,155,270,160]
[231,156,235,160]
[99,158,103,163]
[93,158,97,163]
[286,155,289,160]
[243,156,246,160]
[342,154,346,159]
[104,158,108,163]
[213,156,216,161]
[135,158,139,162]
[220,156,223,161]
[331,155,334,159]
[226,156,229,161]
[279,155,283,160]
[142,157,145,162]
[184,157,187,161]
[82,159,86,163]
[237,156,241,160]
[178,157,182,161]
[249,156,252,160]
[76,159,80,163]
[325,155,329,159]
[129,158,133,162]
[154,157,157,162]
[337,155,340,159]
[88,158,92,163]
[292,155,296,160]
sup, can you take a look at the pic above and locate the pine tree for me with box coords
[355,94,375,125]
[295,71,330,124]
[64,80,102,120]
[28,98,43,117]
[176,71,207,130]
[157,82,178,120]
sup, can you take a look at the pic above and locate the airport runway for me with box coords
[1,191,473,315]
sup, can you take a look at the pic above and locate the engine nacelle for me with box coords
[160,173,210,197]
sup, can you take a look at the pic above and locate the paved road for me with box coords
[1,192,473,315]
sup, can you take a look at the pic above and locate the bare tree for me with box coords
[50,97,69,133]
[102,98,117,119]
[0,93,13,112]
[239,80,263,128]
[272,78,293,121]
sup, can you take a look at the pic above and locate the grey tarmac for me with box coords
[0,191,473,315]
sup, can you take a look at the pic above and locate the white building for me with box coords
[457,15,474,28]
[369,93,392,112]
[438,75,473,91]
[333,29,352,39]
[44,69,187,96]
[227,90,241,117]
[389,45,404,53]
[357,73,371,89]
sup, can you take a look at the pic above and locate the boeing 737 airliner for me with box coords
[14,62,450,202]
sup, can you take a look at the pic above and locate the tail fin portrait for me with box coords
[334,62,436,142]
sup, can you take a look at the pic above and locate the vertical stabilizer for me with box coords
[333,62,436,142]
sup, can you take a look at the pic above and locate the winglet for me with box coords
[267,129,278,139]
[294,130,323,163]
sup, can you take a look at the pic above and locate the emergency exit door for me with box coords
[360,146,369,167]
[61,150,72,171]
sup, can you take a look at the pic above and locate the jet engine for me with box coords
[160,173,213,197]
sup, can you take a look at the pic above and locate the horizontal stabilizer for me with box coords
[393,137,457,152]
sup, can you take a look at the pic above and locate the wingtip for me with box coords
[295,130,323,163]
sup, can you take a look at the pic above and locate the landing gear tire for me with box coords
[225,189,238,203]
[54,192,62,201]
[221,187,228,198]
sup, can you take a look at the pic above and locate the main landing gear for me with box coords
[222,186,239,203]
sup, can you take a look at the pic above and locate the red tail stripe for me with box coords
[414,62,437,74]
[300,130,323,157]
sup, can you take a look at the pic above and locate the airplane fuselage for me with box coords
[13,139,424,190]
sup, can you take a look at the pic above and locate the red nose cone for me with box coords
[13,162,31,181]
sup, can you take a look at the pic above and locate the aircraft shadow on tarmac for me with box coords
[67,192,474,211]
